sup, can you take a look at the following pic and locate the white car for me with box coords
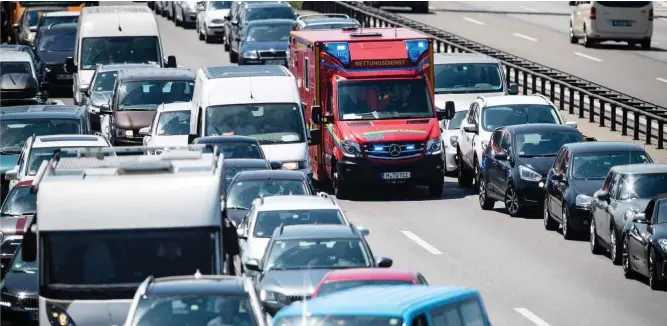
[569,1,653,49]
[456,94,578,188]
[5,134,111,190]
[196,1,232,43]
[140,102,196,147]
[440,101,471,174]
[236,194,369,267]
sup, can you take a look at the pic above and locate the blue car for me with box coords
[238,19,293,66]
[273,285,491,326]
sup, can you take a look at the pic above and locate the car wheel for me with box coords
[229,48,238,63]
[649,249,666,290]
[543,197,558,230]
[224,36,231,51]
[332,165,351,199]
[471,156,479,193]
[641,38,651,50]
[457,150,473,188]
[504,185,521,217]
[622,237,636,279]
[590,219,603,254]
[569,21,578,44]
[610,227,622,265]
[583,25,594,48]
[562,206,576,240]
[428,180,444,199]
[478,175,495,210]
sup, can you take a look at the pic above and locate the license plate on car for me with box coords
[612,20,632,27]
[382,172,411,180]
[57,74,72,80]
[265,59,285,65]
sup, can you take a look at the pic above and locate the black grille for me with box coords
[347,122,372,126]
[46,64,65,74]
[0,239,21,257]
[364,142,425,160]
[287,295,311,303]
[259,50,287,59]
[19,296,38,310]
[407,119,429,124]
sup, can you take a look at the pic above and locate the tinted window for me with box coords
[37,30,76,52]
[596,2,650,8]
[0,62,32,75]
[571,152,651,179]
[435,63,503,94]
[202,141,264,159]
[448,111,467,130]
[92,71,118,92]
[338,79,433,120]
[209,1,231,9]
[1,186,37,216]
[205,104,305,144]
[265,239,371,270]
[224,166,268,185]
[317,280,414,297]
[227,180,307,208]
[514,130,583,157]
[9,245,37,273]
[656,200,667,224]
[246,6,296,21]
[118,81,194,109]
[38,15,78,27]
[27,146,106,176]
[0,118,82,151]
[156,110,191,136]
[618,173,667,200]
[80,37,161,69]
[131,295,257,326]
[246,23,292,42]
[430,299,486,326]
[275,316,402,326]
[482,104,561,132]
[253,209,345,238]
[26,8,65,26]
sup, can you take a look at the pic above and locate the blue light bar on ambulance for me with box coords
[322,42,350,65]
[405,39,428,64]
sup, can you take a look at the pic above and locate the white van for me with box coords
[192,65,312,177]
[569,1,653,49]
[67,5,177,105]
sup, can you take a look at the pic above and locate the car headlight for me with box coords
[519,165,542,182]
[211,18,225,24]
[658,239,667,252]
[242,50,258,59]
[0,292,15,308]
[46,303,77,326]
[623,208,641,222]
[27,33,35,41]
[426,136,442,155]
[575,194,593,208]
[260,290,289,303]
[281,161,306,170]
[449,135,458,148]
[341,140,362,158]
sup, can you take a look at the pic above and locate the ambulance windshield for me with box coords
[337,79,433,120]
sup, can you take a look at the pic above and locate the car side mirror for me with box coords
[462,123,478,134]
[565,121,578,129]
[355,225,370,236]
[377,257,393,268]
[632,213,647,222]
[321,113,334,124]
[29,26,37,32]
[64,57,76,73]
[166,55,177,68]
[12,23,19,30]
[308,129,322,146]
[311,105,322,124]
[4,167,19,181]
[550,173,563,181]
[494,151,508,161]
[508,83,519,95]
[443,101,455,120]
[244,259,261,272]
[100,103,112,114]
[236,228,247,239]
[196,3,205,11]
[596,191,610,201]
[139,127,151,136]
[22,227,37,262]
[232,20,239,26]
[79,84,89,94]
[270,161,282,170]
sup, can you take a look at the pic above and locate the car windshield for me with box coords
[246,23,292,42]
[202,141,264,159]
[482,104,561,132]
[0,186,36,217]
[9,246,37,273]
[225,166,268,185]
[38,15,78,27]
[572,152,651,180]
[618,173,667,201]
[91,71,118,92]
[0,62,32,76]
[275,316,403,326]
[447,111,467,130]
[246,6,296,21]
[156,110,191,136]
[656,200,667,224]
[209,1,232,10]
[118,80,194,110]
[253,209,345,238]
[27,146,107,176]
[317,280,414,297]
[265,239,371,270]
[304,23,360,30]
[337,79,433,120]
[434,63,503,94]
[0,118,81,152]
[131,295,257,326]
[37,30,76,52]
[205,103,305,144]
[514,131,584,157]
[44,228,217,294]
[227,180,307,209]
[27,8,65,26]
[80,37,161,70]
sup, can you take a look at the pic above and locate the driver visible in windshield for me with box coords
[207,298,252,326]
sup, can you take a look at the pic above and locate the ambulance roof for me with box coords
[290,27,431,43]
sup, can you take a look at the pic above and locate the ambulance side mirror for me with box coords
[311,105,322,124]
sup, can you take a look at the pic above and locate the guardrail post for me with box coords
[540,78,545,95]
[610,104,616,131]
[568,88,574,114]
[514,68,519,85]
[531,75,536,94]
[558,85,564,111]
[622,109,628,136]
[646,117,652,145]
[522,71,528,95]
[549,81,554,103]
[633,115,640,140]
[588,95,595,123]
[658,120,664,149]
[579,94,584,118]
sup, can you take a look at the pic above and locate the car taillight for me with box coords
[649,8,654,21]
[589,7,596,20]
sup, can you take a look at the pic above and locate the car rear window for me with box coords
[596,2,651,8]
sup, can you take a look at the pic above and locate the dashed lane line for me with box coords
[512,33,538,42]
[400,230,443,255]
[573,52,603,62]
[657,77,667,84]
[463,17,486,25]
[514,308,553,326]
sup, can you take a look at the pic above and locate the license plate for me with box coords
[265,59,285,65]
[612,20,632,27]
[57,74,72,80]
[382,172,411,180]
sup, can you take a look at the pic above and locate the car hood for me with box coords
[206,9,230,21]
[434,91,504,108]
[50,299,132,326]
[77,69,95,89]
[0,154,19,174]
[333,119,437,144]
[242,238,271,263]
[146,135,189,147]
[570,179,605,196]
[1,270,37,295]
[0,73,37,90]
[0,217,32,235]
[226,209,248,226]
[89,91,111,107]
[114,111,156,130]
[261,142,307,163]
[241,41,288,53]
[39,51,71,65]
[515,156,557,176]
[259,269,331,296]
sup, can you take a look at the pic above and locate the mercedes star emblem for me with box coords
[389,144,402,157]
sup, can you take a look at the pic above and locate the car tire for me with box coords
[229,48,238,63]
[622,236,637,279]
[332,165,351,199]
[198,26,205,40]
[478,174,495,210]
[543,197,558,231]
[610,227,622,265]
[457,150,473,188]
[641,38,651,50]
[562,206,576,240]
[428,180,444,199]
[504,184,521,217]
[583,25,594,48]
[224,37,231,51]
[569,21,578,44]
[649,249,666,290]
[590,219,603,255]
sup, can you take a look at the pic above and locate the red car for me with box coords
[311,268,429,298]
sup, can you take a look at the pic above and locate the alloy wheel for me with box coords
[505,187,519,216]
[649,252,657,289]
[478,178,486,205]
[610,231,617,262]
[622,238,631,275]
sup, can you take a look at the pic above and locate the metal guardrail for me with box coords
[302,1,667,150]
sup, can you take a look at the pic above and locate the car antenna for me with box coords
[248,73,254,99]
[394,25,397,38]
[116,10,122,32]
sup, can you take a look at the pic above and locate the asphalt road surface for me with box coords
[51,7,667,326]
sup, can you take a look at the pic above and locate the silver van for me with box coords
[569,1,653,49]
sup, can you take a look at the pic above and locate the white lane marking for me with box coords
[519,6,539,12]
[573,52,603,62]
[657,77,667,83]
[400,230,442,255]
[514,308,552,326]
[463,17,486,25]
[512,33,538,42]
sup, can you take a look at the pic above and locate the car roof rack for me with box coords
[298,13,350,20]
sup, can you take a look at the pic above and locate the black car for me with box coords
[124,274,265,326]
[33,23,77,88]
[0,243,38,326]
[223,159,270,192]
[590,164,667,265]
[194,135,266,160]
[223,1,277,52]
[0,45,45,84]
[543,142,652,239]
[245,224,392,316]
[291,14,360,31]
[227,1,296,64]
[238,19,292,66]
[478,124,585,216]
[622,194,667,290]
[33,11,79,45]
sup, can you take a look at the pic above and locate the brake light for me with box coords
[649,8,653,21]
[590,7,596,20]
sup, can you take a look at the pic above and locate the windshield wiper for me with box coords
[1,212,35,217]
[227,206,249,210]
[519,154,557,158]
[11,269,36,274]
[0,150,21,155]
[259,140,287,144]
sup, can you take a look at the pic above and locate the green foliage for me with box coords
[288,1,303,10]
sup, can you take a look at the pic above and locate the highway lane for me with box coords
[147,11,667,326]
[388,1,667,106]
